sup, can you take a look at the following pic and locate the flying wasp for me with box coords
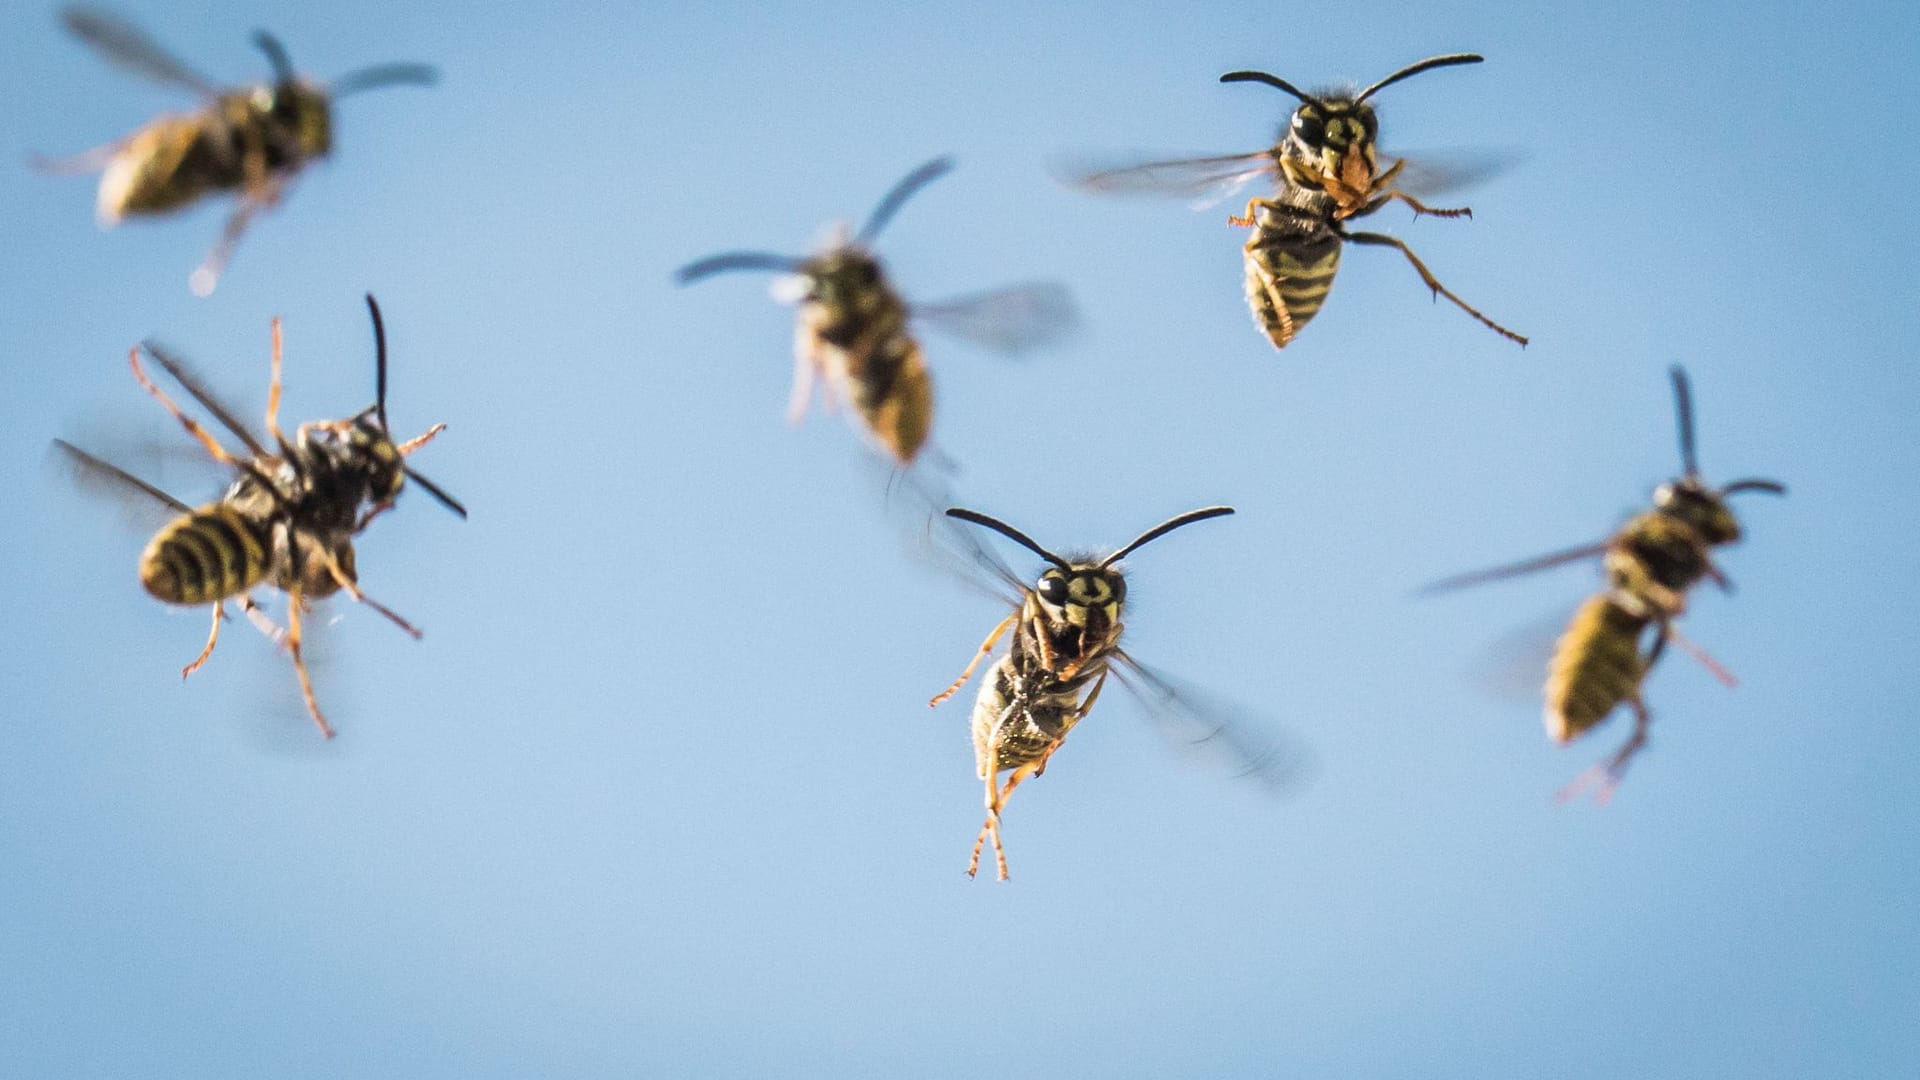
[925,504,1299,880]
[37,7,436,296]
[1421,367,1784,801]
[1067,53,1525,350]
[675,157,1076,466]
[57,295,465,738]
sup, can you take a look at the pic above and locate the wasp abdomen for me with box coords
[139,503,272,606]
[1244,202,1343,350]
[1544,594,1651,744]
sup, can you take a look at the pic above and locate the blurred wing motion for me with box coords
[61,6,220,95]
[1416,541,1610,596]
[914,282,1079,354]
[1377,147,1522,202]
[1058,150,1278,207]
[877,466,1024,605]
[1110,651,1311,795]
[52,437,193,527]
[139,341,271,456]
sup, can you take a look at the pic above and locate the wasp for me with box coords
[675,157,1076,466]
[1067,53,1525,350]
[1421,367,1784,801]
[57,295,465,738]
[925,503,1298,880]
[37,7,436,296]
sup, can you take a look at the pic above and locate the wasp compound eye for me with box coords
[1291,110,1326,146]
[1037,575,1070,605]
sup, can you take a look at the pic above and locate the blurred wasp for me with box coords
[925,503,1300,880]
[675,157,1076,466]
[1421,367,1784,801]
[36,6,436,296]
[57,295,465,738]
[1067,53,1525,350]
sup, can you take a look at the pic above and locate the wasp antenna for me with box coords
[364,294,390,432]
[1669,365,1698,477]
[1355,53,1484,102]
[330,62,438,97]
[252,30,295,85]
[946,508,1069,570]
[1722,478,1787,497]
[403,466,466,519]
[1102,506,1235,567]
[856,157,955,244]
[1219,70,1316,104]
[674,251,803,285]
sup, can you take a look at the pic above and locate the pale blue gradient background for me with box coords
[1,2,1916,1077]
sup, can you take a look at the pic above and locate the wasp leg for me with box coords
[128,348,247,468]
[189,199,263,298]
[930,614,1016,707]
[1245,256,1299,348]
[1665,622,1738,688]
[1557,695,1652,806]
[320,548,423,639]
[396,423,448,456]
[787,340,820,424]
[1227,196,1272,229]
[241,594,286,648]
[181,602,228,679]
[1342,230,1528,346]
[265,317,289,445]
[283,581,335,739]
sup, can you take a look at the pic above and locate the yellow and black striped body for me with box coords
[1242,194,1344,350]
[97,84,331,224]
[1604,510,1715,619]
[138,500,273,606]
[796,247,933,464]
[969,573,1124,780]
[1543,593,1653,744]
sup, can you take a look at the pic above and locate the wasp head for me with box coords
[1033,564,1127,631]
[300,411,405,509]
[791,246,894,318]
[1653,479,1741,546]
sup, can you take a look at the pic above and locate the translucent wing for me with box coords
[52,437,194,531]
[1378,147,1523,199]
[913,282,1078,355]
[61,7,222,96]
[1416,542,1611,596]
[1057,149,1279,207]
[878,467,1025,606]
[139,342,271,457]
[1110,651,1312,795]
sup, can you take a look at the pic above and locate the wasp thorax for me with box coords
[799,248,888,307]
[255,82,333,162]
[305,415,405,504]
[1654,481,1741,545]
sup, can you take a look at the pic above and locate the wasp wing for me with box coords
[1416,541,1612,596]
[52,437,196,537]
[913,283,1078,355]
[61,7,222,96]
[1376,147,1523,199]
[1110,651,1311,795]
[876,466,1025,606]
[1057,150,1279,208]
[139,342,272,457]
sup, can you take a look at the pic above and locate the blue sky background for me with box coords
[1,1,1916,1076]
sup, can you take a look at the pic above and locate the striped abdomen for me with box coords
[1544,594,1652,744]
[846,332,931,464]
[1243,199,1343,350]
[139,503,273,606]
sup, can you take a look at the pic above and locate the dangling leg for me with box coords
[181,602,227,679]
[319,547,423,639]
[265,316,288,446]
[1553,695,1651,806]
[1665,622,1738,688]
[929,614,1015,707]
[973,757,1049,881]
[787,343,819,424]
[190,197,264,298]
[1343,230,1528,345]
[240,595,286,648]
[284,582,335,739]
[968,764,1004,880]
